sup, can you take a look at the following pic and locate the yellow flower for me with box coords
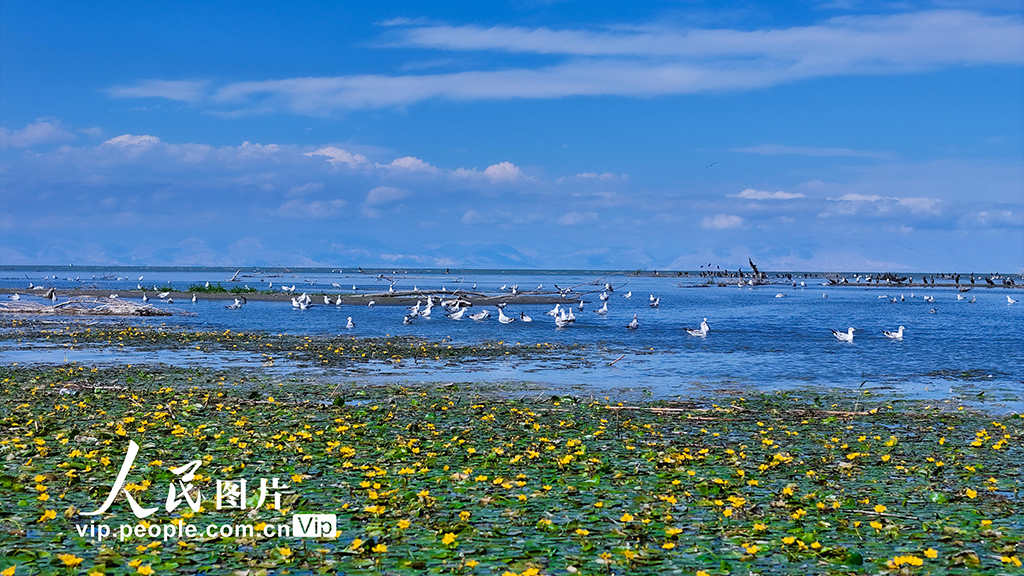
[137,565,155,576]
[697,571,711,576]
[966,488,978,499]
[466,559,479,568]
[442,532,458,546]
[37,509,56,523]
[870,521,883,530]
[723,507,733,517]
[620,513,634,522]
[372,544,387,553]
[874,504,887,513]
[666,527,683,536]
[924,548,938,559]
[662,542,676,549]
[782,537,796,545]
[1,567,14,576]
[276,546,293,557]
[57,554,83,567]
[753,523,767,531]
[593,501,603,508]
[397,519,410,529]
[350,538,364,550]
[459,511,470,521]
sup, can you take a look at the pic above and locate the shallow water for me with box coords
[2,267,1022,409]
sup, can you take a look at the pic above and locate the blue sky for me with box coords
[1,1,1022,271]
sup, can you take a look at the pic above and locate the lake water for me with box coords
[2,267,1022,409]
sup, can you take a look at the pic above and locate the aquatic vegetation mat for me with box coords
[0,320,583,369]
[0,365,1021,575]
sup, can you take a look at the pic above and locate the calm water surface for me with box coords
[3,268,1022,408]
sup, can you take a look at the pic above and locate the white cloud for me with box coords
[109,11,1023,114]
[0,120,77,148]
[277,198,347,219]
[461,209,491,224]
[287,182,323,197]
[377,155,438,173]
[452,161,527,182]
[483,161,524,182]
[103,134,161,147]
[107,79,209,103]
[305,146,369,168]
[828,193,942,215]
[734,144,897,160]
[557,211,598,225]
[834,193,882,202]
[576,171,628,181]
[732,188,806,200]
[895,197,941,215]
[366,185,411,205]
[701,214,744,229]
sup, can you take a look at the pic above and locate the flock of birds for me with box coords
[8,277,1020,342]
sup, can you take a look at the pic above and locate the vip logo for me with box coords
[292,514,337,538]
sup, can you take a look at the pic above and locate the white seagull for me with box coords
[346,317,355,329]
[367,300,375,307]
[882,326,905,340]
[1008,295,1018,305]
[622,291,632,299]
[142,293,149,303]
[520,312,532,322]
[324,295,331,305]
[498,307,516,324]
[157,291,171,299]
[546,303,561,317]
[595,301,609,315]
[9,294,20,300]
[831,327,856,342]
[626,314,639,330]
[775,293,785,298]
[448,307,466,320]
[685,318,709,337]
[599,291,609,301]
[192,294,197,303]
[554,310,572,327]
[469,310,490,321]
[649,297,660,308]
[226,297,246,310]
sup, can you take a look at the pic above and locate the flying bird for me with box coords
[705,162,717,168]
